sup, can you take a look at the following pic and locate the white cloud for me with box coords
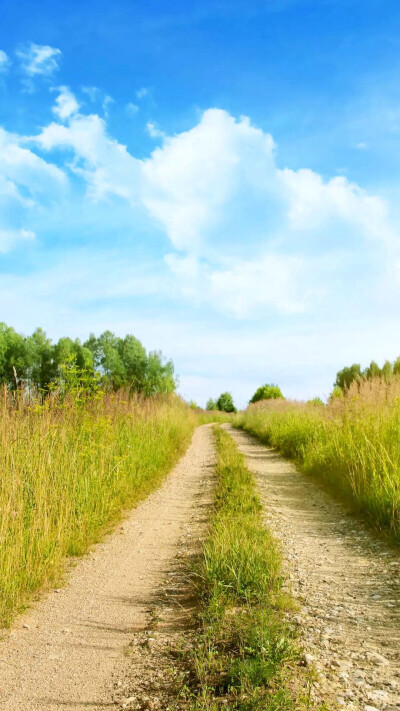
[166,252,306,317]
[34,114,141,203]
[16,43,61,77]
[136,87,149,99]
[126,102,139,116]
[102,95,114,117]
[82,86,100,102]
[52,86,79,120]
[18,105,399,316]
[146,121,165,139]
[0,49,10,72]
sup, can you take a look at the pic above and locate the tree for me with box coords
[216,392,236,413]
[334,364,363,391]
[393,356,400,376]
[364,360,381,380]
[381,360,393,381]
[249,383,283,404]
[206,398,217,410]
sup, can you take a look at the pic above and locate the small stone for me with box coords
[22,623,30,629]
[301,653,314,667]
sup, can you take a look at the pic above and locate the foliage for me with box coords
[250,383,283,404]
[0,323,176,396]
[236,378,400,540]
[179,427,317,710]
[334,354,400,393]
[216,391,236,413]
[0,390,195,626]
[206,397,217,410]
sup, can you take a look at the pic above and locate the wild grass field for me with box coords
[0,388,195,627]
[236,377,400,540]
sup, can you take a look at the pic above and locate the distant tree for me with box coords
[249,383,283,404]
[307,397,324,406]
[216,392,236,413]
[393,356,400,376]
[0,323,30,388]
[381,360,393,381]
[334,364,363,391]
[206,398,217,411]
[364,360,381,380]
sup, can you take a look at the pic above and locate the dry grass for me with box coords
[236,377,400,540]
[0,389,195,626]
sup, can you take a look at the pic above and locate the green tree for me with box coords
[364,360,381,380]
[334,364,363,391]
[0,323,30,388]
[216,392,236,413]
[381,360,393,381]
[249,383,283,404]
[206,398,217,411]
[393,356,400,376]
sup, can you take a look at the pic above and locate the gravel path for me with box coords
[0,424,215,711]
[226,425,400,711]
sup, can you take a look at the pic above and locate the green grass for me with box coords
[0,391,195,627]
[179,426,322,711]
[235,377,400,541]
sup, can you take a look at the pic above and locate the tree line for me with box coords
[0,323,176,396]
[334,357,400,393]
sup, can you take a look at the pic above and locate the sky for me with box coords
[1,0,400,407]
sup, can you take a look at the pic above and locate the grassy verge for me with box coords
[179,426,321,711]
[235,378,400,541]
[0,391,195,627]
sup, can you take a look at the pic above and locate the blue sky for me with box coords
[1,0,400,406]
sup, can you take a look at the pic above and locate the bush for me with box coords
[216,392,236,413]
[249,383,283,404]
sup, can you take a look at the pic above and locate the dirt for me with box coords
[0,424,215,711]
[225,425,400,711]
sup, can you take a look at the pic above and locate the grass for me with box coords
[179,426,321,711]
[235,377,400,541]
[0,389,195,627]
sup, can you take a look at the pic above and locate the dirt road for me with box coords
[226,425,400,711]
[0,425,215,711]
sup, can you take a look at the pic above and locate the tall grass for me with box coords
[236,377,400,540]
[179,427,318,711]
[0,389,195,626]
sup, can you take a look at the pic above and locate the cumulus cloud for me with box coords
[34,114,141,203]
[10,103,396,314]
[16,43,61,77]
[0,49,10,72]
[52,86,79,120]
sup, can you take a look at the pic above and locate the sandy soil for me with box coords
[0,424,215,711]
[226,425,400,711]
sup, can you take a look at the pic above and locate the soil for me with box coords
[225,424,400,711]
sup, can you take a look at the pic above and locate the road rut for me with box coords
[226,425,400,711]
[0,424,215,711]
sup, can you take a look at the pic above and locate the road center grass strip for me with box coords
[179,426,324,711]
[0,392,195,627]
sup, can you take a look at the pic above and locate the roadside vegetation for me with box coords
[179,427,319,710]
[0,382,195,627]
[236,376,400,541]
